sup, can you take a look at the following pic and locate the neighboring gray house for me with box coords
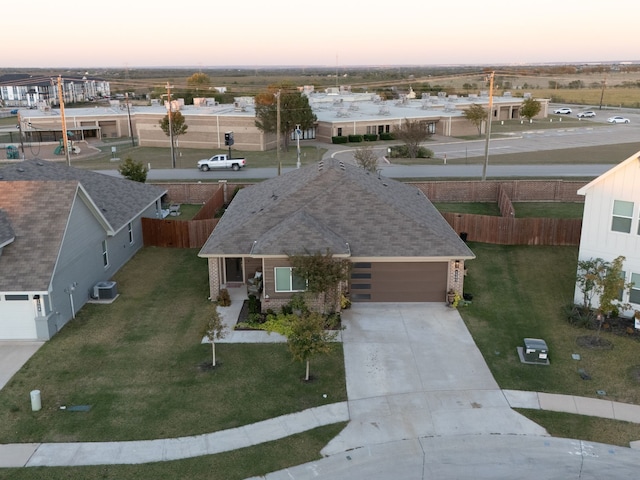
[0,160,166,340]
[199,159,474,311]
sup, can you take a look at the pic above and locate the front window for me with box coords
[128,222,134,244]
[274,267,306,292]
[630,273,640,305]
[611,200,633,233]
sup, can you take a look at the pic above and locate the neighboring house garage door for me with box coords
[0,296,37,340]
[350,262,448,302]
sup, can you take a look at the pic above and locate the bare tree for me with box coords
[392,118,432,158]
[353,146,379,172]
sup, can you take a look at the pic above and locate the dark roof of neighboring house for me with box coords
[0,181,77,291]
[199,159,474,259]
[0,160,166,234]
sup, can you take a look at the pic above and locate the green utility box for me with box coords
[523,338,549,364]
[6,145,19,159]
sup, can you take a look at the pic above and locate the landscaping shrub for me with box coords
[331,136,348,144]
[389,145,434,158]
[348,134,363,143]
[379,132,394,140]
[363,134,378,141]
[217,288,231,306]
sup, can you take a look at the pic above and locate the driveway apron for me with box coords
[322,303,546,455]
[0,341,44,391]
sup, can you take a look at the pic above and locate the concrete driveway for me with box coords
[0,341,44,391]
[322,303,546,455]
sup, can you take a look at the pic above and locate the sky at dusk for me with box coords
[4,0,639,68]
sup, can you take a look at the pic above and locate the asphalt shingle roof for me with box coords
[0,160,166,234]
[0,209,16,249]
[0,181,77,291]
[200,159,474,259]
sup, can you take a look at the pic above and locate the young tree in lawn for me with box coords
[520,97,542,122]
[576,257,607,310]
[287,312,338,381]
[204,304,227,367]
[596,256,631,319]
[255,84,316,151]
[463,104,487,137]
[353,145,379,172]
[118,157,148,182]
[392,118,432,158]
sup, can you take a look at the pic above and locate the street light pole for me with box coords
[166,83,176,169]
[481,71,494,181]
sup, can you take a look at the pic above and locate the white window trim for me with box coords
[611,199,634,234]
[102,240,109,268]
[274,267,306,293]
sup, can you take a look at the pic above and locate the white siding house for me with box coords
[574,151,640,318]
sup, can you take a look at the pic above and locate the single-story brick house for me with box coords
[198,159,474,310]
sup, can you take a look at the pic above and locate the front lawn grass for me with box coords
[460,243,640,405]
[515,410,639,448]
[513,202,584,218]
[433,202,501,216]
[0,247,346,443]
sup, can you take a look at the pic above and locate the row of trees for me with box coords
[462,97,542,136]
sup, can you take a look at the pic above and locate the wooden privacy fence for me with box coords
[142,217,218,248]
[442,213,582,246]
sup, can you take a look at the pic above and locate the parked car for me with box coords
[10,109,18,115]
[576,111,596,118]
[607,116,630,124]
[197,154,246,171]
[554,107,572,114]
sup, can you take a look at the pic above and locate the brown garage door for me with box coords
[350,262,448,302]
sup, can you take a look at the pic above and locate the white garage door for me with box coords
[0,296,38,340]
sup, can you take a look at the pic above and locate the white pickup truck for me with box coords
[197,154,246,171]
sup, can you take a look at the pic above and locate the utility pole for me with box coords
[125,92,135,147]
[295,124,301,168]
[598,76,607,110]
[16,112,25,159]
[57,76,71,167]
[166,83,176,168]
[481,71,494,181]
[276,89,281,176]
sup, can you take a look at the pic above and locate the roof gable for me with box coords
[0,160,165,233]
[578,151,640,195]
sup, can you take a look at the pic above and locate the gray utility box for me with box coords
[523,338,548,364]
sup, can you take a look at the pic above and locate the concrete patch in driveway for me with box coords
[0,341,44,390]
